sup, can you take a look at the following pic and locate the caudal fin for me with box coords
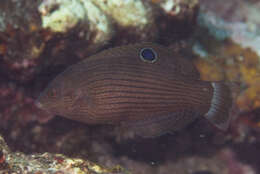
[204,82,233,131]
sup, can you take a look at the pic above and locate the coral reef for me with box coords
[0,0,44,82]
[0,134,129,174]
[192,1,260,153]
[193,41,260,112]
[1,115,258,174]
[0,80,39,128]
[192,1,260,140]
[0,0,259,174]
[199,0,260,56]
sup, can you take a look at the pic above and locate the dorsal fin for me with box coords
[83,42,200,79]
[85,42,167,60]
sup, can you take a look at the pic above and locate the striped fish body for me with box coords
[37,43,233,137]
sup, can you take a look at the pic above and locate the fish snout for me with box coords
[35,100,44,110]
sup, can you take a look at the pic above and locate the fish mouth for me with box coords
[35,90,48,109]
[34,100,43,109]
[34,94,49,112]
[34,100,53,116]
[35,94,45,110]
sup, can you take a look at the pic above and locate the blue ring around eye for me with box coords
[139,48,158,63]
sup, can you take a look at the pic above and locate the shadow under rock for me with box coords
[110,118,228,164]
[231,108,260,173]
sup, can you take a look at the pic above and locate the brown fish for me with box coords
[36,42,233,137]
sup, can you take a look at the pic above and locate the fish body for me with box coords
[37,43,233,137]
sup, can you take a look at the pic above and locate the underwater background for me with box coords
[0,0,260,173]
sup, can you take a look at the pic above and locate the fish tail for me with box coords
[204,82,234,131]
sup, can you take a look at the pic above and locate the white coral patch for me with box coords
[39,0,86,33]
[91,0,149,28]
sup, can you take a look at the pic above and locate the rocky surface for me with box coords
[0,134,129,174]
[0,118,258,174]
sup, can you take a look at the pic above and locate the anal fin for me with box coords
[121,110,199,138]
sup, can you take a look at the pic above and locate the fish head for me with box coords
[36,74,83,116]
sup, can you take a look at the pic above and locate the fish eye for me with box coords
[48,89,57,98]
[66,89,82,100]
[68,92,76,100]
[139,48,158,63]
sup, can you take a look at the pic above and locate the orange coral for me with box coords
[0,44,7,55]
[194,58,224,81]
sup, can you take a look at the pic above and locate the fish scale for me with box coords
[37,42,233,138]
